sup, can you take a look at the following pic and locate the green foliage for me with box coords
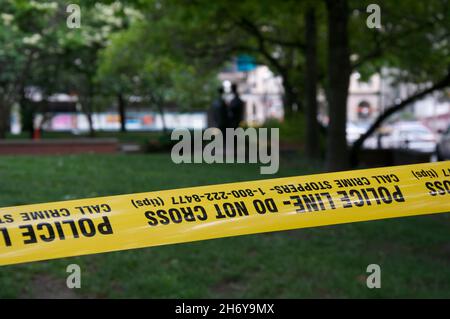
[264,112,307,143]
[350,0,450,84]
[96,16,219,111]
[1,0,448,147]
[135,0,322,105]
[0,0,140,121]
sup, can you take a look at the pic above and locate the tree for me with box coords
[131,0,325,160]
[324,0,351,171]
[97,20,218,133]
[0,1,137,138]
[55,1,138,136]
[350,71,450,166]
[304,5,320,160]
[348,0,450,165]
[101,0,450,169]
[320,0,450,169]
[0,0,61,138]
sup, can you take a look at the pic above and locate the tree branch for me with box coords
[351,18,439,70]
[350,69,450,166]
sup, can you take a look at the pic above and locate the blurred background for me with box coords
[0,0,449,298]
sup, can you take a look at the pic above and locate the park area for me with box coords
[0,0,449,302]
[0,153,449,298]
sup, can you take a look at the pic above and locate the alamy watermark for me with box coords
[366,4,381,29]
[66,4,81,29]
[66,263,81,289]
[366,263,381,289]
[171,128,280,175]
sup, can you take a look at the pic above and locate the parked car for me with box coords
[346,122,367,144]
[383,121,437,153]
[436,124,450,160]
[346,121,384,148]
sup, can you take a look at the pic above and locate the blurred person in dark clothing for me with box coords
[212,86,228,133]
[229,83,245,128]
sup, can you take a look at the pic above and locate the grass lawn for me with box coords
[0,153,449,298]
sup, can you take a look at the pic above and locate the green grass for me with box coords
[0,154,449,298]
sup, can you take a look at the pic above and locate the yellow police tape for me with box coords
[0,161,449,266]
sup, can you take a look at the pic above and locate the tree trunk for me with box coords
[0,95,13,139]
[157,104,167,133]
[117,93,127,133]
[19,88,34,139]
[304,6,320,160]
[82,96,95,137]
[325,0,351,171]
[0,102,7,139]
[151,95,168,133]
[87,111,95,137]
[282,80,297,116]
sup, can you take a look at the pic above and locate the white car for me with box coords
[347,122,369,144]
[436,124,450,160]
[383,121,437,153]
[346,122,378,148]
